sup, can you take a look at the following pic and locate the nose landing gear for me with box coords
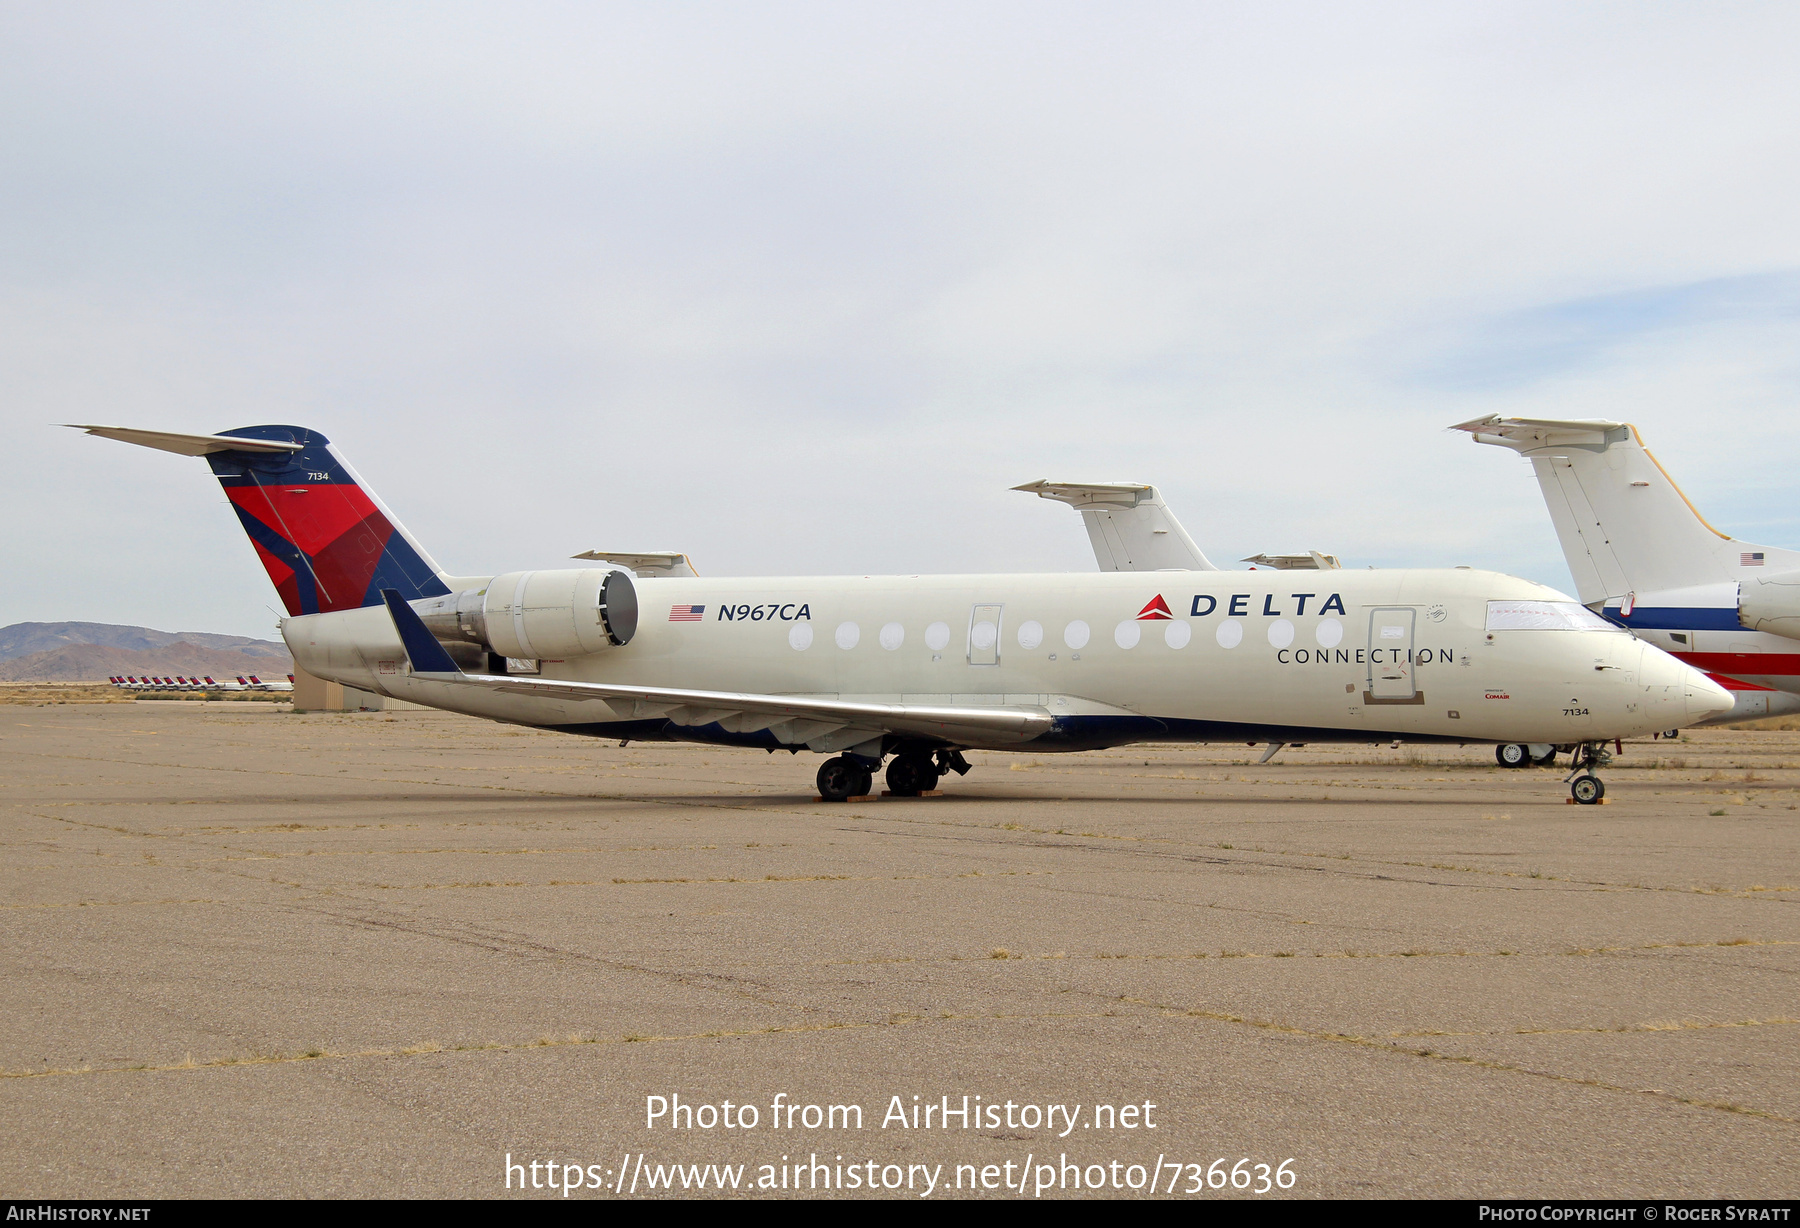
[1565,741,1612,804]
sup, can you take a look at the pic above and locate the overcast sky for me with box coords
[4,2,1798,640]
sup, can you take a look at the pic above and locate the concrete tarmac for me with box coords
[2,703,1796,1198]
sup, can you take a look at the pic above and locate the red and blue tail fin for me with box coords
[69,423,452,616]
[205,425,451,615]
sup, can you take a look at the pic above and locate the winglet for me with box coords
[381,589,463,675]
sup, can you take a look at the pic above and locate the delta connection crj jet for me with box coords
[71,423,1732,805]
[1455,416,1800,728]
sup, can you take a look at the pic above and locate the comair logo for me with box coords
[1136,595,1174,621]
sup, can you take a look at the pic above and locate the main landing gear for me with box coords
[816,747,972,801]
[1565,741,1612,805]
[885,751,939,797]
[1496,743,1559,768]
[815,756,873,802]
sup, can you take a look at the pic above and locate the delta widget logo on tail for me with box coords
[1135,596,1174,621]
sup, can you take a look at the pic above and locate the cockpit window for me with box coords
[1485,600,1617,632]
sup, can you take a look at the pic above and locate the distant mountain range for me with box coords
[0,622,292,683]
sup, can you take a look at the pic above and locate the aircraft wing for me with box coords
[1013,480,1217,571]
[380,591,1052,750]
[1241,552,1342,571]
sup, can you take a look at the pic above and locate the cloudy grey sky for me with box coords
[4,2,1798,640]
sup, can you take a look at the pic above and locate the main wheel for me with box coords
[817,756,862,802]
[1530,745,1558,767]
[851,768,873,796]
[885,753,937,797]
[1496,743,1529,768]
[1570,774,1605,805]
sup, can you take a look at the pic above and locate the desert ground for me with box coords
[2,698,1795,1198]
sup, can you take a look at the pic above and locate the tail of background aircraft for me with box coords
[1452,417,1800,610]
[1456,415,1800,724]
[68,425,452,616]
[1011,481,1218,571]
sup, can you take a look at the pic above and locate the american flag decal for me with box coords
[668,604,705,622]
[1743,552,1765,566]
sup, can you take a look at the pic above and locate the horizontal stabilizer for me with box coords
[1448,416,1626,452]
[571,550,698,577]
[1242,552,1342,571]
[64,424,303,456]
[1012,480,1152,508]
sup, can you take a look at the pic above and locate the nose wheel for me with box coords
[1564,741,1613,805]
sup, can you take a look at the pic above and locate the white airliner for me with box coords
[69,423,1733,804]
[1455,416,1800,728]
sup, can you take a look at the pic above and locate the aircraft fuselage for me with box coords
[285,567,1715,751]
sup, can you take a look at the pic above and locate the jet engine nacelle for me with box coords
[414,568,638,659]
[1739,571,1800,640]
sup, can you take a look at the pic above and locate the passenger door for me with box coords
[1366,607,1419,702]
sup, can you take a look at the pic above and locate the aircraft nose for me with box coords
[1685,669,1735,723]
[1636,644,1734,727]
